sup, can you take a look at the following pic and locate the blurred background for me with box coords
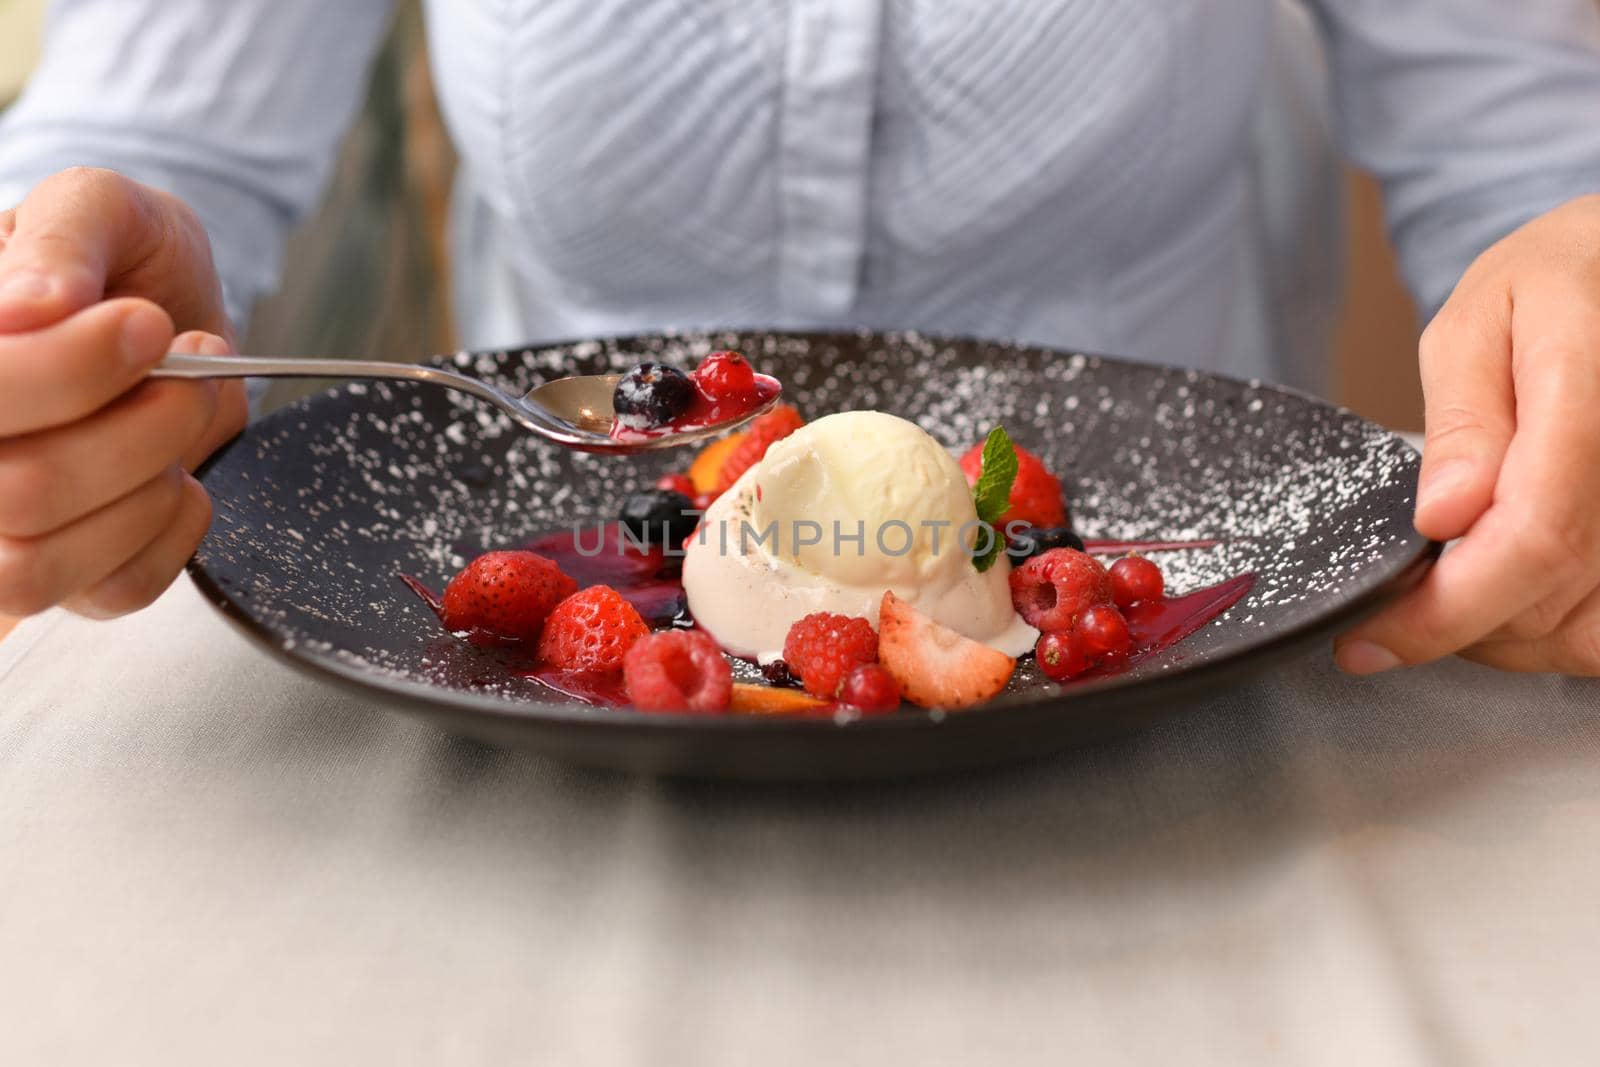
[0,0,1434,641]
[0,0,1423,427]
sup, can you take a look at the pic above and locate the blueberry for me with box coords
[761,659,802,689]
[1005,524,1085,564]
[619,489,699,549]
[613,362,696,429]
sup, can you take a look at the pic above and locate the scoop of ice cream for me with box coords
[683,411,1037,662]
[750,411,980,587]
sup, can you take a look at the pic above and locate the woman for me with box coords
[1,0,1598,676]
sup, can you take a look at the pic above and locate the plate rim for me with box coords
[188,328,1443,734]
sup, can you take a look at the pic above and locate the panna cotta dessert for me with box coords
[407,349,1246,716]
[681,411,1039,663]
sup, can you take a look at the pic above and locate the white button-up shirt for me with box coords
[3,1,1599,391]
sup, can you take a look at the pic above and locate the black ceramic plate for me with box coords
[189,330,1436,780]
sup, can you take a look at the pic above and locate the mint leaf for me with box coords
[970,426,1018,573]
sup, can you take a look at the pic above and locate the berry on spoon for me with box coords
[692,350,759,402]
[613,362,697,431]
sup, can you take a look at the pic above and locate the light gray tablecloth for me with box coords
[4,575,1600,1066]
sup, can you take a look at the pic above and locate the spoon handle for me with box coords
[155,353,467,388]
[151,353,566,434]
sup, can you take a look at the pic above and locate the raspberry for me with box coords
[1075,604,1132,660]
[782,612,879,699]
[716,404,804,491]
[1008,548,1113,632]
[441,551,577,646]
[537,585,650,672]
[623,629,732,713]
[959,440,1067,532]
[692,350,758,401]
[613,362,696,430]
[1109,555,1164,607]
[1036,629,1091,683]
[838,663,902,713]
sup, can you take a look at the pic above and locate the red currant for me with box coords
[1036,629,1092,682]
[693,350,758,401]
[1076,604,1132,659]
[655,473,696,497]
[1109,555,1164,608]
[838,663,902,713]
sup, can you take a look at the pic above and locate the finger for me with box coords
[185,380,247,472]
[1463,585,1600,675]
[1413,289,1516,542]
[170,331,248,470]
[0,377,219,538]
[0,464,185,617]
[64,474,212,619]
[0,297,174,436]
[1335,514,1562,673]
[1338,288,1600,674]
[1490,582,1595,643]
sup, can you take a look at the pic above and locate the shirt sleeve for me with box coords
[0,0,397,331]
[1306,0,1600,316]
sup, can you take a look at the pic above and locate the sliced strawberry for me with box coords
[716,404,804,492]
[958,440,1067,533]
[877,591,1015,709]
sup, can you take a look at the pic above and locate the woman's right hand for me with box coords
[0,167,248,620]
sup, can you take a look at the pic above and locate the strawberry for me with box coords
[623,629,732,713]
[441,551,577,646]
[959,440,1067,533]
[537,585,650,672]
[1008,548,1113,633]
[877,591,1015,709]
[716,403,804,492]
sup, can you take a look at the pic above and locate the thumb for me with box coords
[0,168,138,332]
[1413,293,1517,543]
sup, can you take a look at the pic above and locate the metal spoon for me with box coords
[152,353,781,454]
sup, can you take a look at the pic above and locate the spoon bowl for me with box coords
[152,353,781,453]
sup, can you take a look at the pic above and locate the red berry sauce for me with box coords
[405,530,1253,710]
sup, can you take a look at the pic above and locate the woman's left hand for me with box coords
[1336,193,1600,676]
